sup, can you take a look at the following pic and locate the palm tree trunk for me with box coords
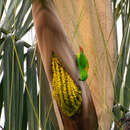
[32,0,98,130]
[55,0,116,129]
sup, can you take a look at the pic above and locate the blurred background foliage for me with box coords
[112,0,130,129]
[0,0,129,130]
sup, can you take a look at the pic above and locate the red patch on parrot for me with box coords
[80,46,82,52]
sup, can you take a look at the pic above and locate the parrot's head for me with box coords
[79,46,84,54]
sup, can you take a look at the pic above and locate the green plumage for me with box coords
[77,47,89,81]
[80,69,88,81]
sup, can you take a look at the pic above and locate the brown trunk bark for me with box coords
[32,0,98,130]
[54,0,116,129]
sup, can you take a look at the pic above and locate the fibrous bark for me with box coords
[32,0,98,130]
[54,0,116,129]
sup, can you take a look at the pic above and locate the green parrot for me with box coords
[77,46,89,81]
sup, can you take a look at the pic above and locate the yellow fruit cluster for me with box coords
[51,55,82,117]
